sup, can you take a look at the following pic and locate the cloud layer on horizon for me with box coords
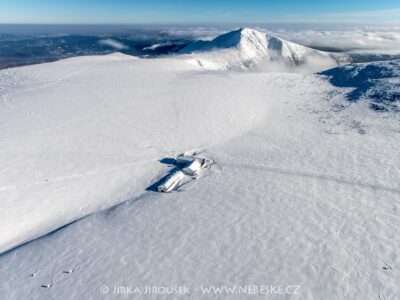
[265,28,400,52]
[161,24,400,53]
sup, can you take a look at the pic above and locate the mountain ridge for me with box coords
[179,28,349,71]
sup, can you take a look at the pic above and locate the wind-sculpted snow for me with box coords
[321,60,400,111]
[179,28,349,72]
[1,53,400,299]
[0,53,269,254]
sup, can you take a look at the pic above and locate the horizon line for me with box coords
[2,21,400,26]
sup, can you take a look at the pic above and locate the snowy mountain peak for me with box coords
[179,27,268,53]
[179,28,349,71]
[217,27,268,48]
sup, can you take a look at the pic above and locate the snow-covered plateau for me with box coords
[1,28,400,299]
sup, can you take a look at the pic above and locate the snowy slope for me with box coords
[179,28,349,71]
[1,54,400,299]
[0,53,268,254]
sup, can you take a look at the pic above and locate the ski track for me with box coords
[2,62,97,116]
[223,163,400,195]
[0,158,157,192]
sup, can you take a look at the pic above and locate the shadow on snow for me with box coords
[320,60,400,112]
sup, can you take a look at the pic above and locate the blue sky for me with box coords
[1,0,400,24]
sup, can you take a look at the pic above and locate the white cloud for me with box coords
[98,38,128,50]
[244,25,400,53]
[278,30,400,52]
[158,26,225,40]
